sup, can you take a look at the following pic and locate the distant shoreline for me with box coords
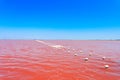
[0,39,120,41]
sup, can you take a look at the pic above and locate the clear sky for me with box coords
[0,0,120,39]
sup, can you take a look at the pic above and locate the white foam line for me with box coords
[35,40,65,49]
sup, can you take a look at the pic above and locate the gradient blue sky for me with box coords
[0,0,120,39]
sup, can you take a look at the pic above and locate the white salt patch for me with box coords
[51,45,64,49]
[36,40,65,49]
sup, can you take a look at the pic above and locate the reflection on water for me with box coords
[0,40,120,80]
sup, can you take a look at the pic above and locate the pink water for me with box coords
[0,40,120,80]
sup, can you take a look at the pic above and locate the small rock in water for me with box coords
[68,48,71,50]
[74,54,77,56]
[102,57,106,60]
[80,50,83,53]
[89,53,92,56]
[84,58,88,61]
[104,65,109,69]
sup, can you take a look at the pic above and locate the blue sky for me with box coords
[0,0,120,39]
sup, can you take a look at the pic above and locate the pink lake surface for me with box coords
[0,40,120,80]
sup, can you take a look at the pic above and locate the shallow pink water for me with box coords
[0,40,120,80]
